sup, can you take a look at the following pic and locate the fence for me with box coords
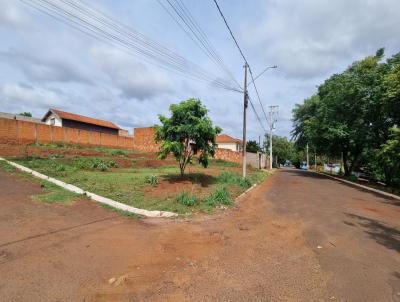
[0,118,249,164]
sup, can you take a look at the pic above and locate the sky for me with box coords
[0,0,399,143]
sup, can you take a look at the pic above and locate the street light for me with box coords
[247,65,277,87]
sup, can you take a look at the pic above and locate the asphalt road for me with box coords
[0,168,399,301]
[268,169,400,301]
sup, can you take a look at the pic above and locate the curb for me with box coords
[0,157,178,218]
[314,170,400,201]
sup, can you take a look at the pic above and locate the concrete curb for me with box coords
[0,157,178,218]
[314,170,400,201]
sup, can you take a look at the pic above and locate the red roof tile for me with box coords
[44,109,120,130]
[216,134,242,144]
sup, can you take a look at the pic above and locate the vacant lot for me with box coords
[4,143,267,214]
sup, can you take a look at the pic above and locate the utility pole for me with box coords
[242,63,248,178]
[306,143,309,169]
[267,105,279,170]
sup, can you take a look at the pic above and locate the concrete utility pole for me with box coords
[242,63,248,178]
[306,143,309,169]
[267,105,279,170]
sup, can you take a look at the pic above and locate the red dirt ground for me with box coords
[2,168,399,301]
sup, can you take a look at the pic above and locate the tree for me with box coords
[155,98,221,176]
[264,134,295,166]
[377,127,400,187]
[19,112,32,117]
[246,140,261,153]
[292,49,400,179]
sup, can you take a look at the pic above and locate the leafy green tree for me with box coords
[155,98,221,176]
[292,48,400,179]
[246,140,261,153]
[377,127,400,186]
[264,134,296,166]
[19,112,32,117]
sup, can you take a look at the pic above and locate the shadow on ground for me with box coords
[280,169,400,207]
[344,212,400,253]
[162,173,219,187]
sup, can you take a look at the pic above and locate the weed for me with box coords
[176,192,197,206]
[204,186,231,206]
[109,149,129,156]
[33,180,81,203]
[72,157,118,171]
[49,154,64,159]
[145,175,159,186]
[218,171,252,189]
[0,160,16,173]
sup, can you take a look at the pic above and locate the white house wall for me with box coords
[44,113,62,127]
[216,142,239,152]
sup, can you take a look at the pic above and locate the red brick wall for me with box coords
[0,118,243,164]
[214,148,243,164]
[0,118,135,150]
[133,127,159,152]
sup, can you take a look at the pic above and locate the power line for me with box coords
[157,0,241,90]
[22,0,241,92]
[212,0,270,124]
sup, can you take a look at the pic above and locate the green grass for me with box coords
[0,159,81,204]
[99,204,143,219]
[0,160,16,173]
[10,156,269,215]
[33,180,81,204]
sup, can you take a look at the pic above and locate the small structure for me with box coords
[42,108,121,135]
[0,112,43,124]
[216,134,242,152]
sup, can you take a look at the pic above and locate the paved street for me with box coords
[1,169,399,301]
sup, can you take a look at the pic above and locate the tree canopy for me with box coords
[292,48,400,186]
[155,98,221,176]
[246,140,261,153]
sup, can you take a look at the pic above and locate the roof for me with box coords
[42,108,120,130]
[216,134,242,144]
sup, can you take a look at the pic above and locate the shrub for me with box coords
[145,175,159,186]
[72,157,118,171]
[218,171,252,189]
[109,149,129,156]
[204,187,231,206]
[176,192,197,206]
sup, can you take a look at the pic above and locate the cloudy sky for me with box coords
[0,0,399,142]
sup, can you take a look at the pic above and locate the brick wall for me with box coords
[0,118,135,149]
[133,127,159,152]
[214,148,243,164]
[0,118,244,164]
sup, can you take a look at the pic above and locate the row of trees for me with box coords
[292,49,400,186]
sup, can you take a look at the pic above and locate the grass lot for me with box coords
[0,160,80,204]
[7,148,268,214]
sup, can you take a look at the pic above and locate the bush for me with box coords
[204,187,231,206]
[218,171,252,189]
[72,157,118,171]
[145,175,159,186]
[109,149,129,156]
[176,192,197,206]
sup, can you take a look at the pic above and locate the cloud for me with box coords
[0,0,28,29]
[0,49,92,84]
[90,46,173,100]
[0,83,65,115]
[243,0,400,79]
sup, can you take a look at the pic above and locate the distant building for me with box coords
[216,134,243,152]
[42,108,121,135]
[0,112,43,124]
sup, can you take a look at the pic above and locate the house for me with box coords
[42,108,121,135]
[216,134,243,152]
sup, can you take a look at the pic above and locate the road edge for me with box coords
[313,170,400,201]
[0,157,178,218]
